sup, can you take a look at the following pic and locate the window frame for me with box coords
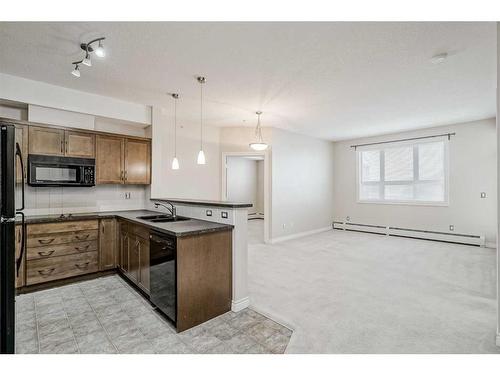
[356,138,450,206]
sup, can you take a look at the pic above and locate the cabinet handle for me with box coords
[75,262,90,270]
[65,140,68,154]
[124,171,127,182]
[75,244,90,252]
[37,250,55,257]
[61,140,64,153]
[121,170,124,181]
[38,238,55,245]
[74,234,89,241]
[38,268,55,276]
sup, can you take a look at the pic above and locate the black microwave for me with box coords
[28,154,95,187]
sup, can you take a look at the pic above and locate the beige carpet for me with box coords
[247,226,500,353]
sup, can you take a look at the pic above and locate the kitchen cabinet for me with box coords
[96,135,124,184]
[64,131,95,158]
[25,220,99,286]
[124,139,151,184]
[29,126,65,156]
[117,220,150,294]
[15,224,25,288]
[99,218,117,271]
[29,126,95,158]
[96,135,151,185]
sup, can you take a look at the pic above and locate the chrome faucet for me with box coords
[154,201,177,218]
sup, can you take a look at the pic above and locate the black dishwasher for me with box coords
[149,232,176,323]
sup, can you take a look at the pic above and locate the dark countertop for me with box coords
[151,198,252,208]
[17,210,233,238]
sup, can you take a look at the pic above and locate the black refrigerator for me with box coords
[0,123,26,354]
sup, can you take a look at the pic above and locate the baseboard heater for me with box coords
[332,221,485,247]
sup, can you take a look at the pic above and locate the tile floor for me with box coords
[15,275,292,354]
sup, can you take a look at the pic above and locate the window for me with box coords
[357,139,448,205]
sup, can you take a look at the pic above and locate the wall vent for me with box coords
[332,221,485,247]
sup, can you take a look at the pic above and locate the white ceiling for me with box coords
[0,22,496,140]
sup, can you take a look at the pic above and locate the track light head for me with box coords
[95,40,105,58]
[71,65,80,77]
[82,54,92,67]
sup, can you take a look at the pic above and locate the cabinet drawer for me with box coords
[27,240,97,260]
[27,229,98,248]
[27,252,98,285]
[27,220,98,236]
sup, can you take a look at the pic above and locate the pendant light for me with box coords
[197,76,206,165]
[249,111,268,151]
[171,93,180,170]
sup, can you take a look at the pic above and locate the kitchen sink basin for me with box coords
[137,214,190,223]
[137,214,171,220]
[150,216,190,223]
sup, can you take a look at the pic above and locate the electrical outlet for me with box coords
[221,211,228,219]
[346,216,351,222]
[125,192,131,200]
[206,209,213,217]
[449,225,454,231]
[480,192,486,198]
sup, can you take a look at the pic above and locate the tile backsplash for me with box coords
[23,184,149,216]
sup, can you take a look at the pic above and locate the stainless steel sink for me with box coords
[137,214,190,223]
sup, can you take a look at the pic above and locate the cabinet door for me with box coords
[15,224,25,288]
[15,125,28,184]
[119,227,129,273]
[65,131,95,158]
[99,219,117,271]
[138,237,150,294]
[128,235,140,284]
[96,135,124,184]
[124,139,150,185]
[28,126,65,156]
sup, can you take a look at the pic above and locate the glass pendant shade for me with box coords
[250,142,268,151]
[95,41,105,57]
[171,157,179,170]
[82,55,92,66]
[71,66,80,77]
[197,150,206,165]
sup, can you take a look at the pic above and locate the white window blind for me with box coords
[357,138,448,205]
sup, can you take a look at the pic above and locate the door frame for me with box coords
[221,151,270,244]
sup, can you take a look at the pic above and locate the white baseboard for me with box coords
[270,226,332,244]
[496,333,500,347]
[231,297,250,312]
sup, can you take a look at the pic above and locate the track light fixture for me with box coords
[70,37,105,78]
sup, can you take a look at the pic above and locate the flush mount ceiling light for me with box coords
[430,52,448,65]
[249,111,268,151]
[171,93,180,170]
[197,76,206,165]
[70,37,105,78]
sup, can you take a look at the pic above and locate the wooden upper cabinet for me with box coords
[65,131,95,158]
[96,135,124,184]
[29,126,65,156]
[124,139,151,185]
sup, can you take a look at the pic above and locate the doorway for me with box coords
[222,152,270,244]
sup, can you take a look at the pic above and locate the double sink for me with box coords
[136,214,190,223]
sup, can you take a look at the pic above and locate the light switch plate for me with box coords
[480,192,486,198]
[125,192,131,199]
[221,211,228,219]
[449,225,454,231]
[206,209,212,217]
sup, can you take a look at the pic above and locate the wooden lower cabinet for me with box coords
[99,218,117,270]
[118,220,150,294]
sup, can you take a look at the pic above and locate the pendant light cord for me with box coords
[200,81,203,150]
[174,97,177,157]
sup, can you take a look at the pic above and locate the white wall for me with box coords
[333,118,497,245]
[151,106,221,200]
[226,157,259,215]
[271,128,335,239]
[496,22,500,347]
[0,104,27,121]
[0,73,151,125]
[256,160,265,215]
